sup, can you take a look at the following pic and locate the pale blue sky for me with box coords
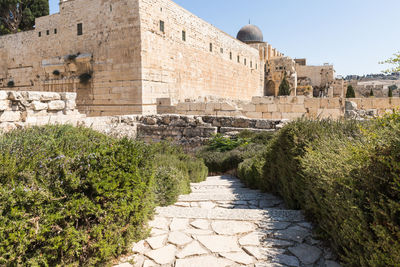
[49,0,400,76]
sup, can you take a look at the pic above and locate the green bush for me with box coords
[346,85,356,98]
[257,117,400,265]
[0,126,207,266]
[207,133,249,152]
[237,154,265,189]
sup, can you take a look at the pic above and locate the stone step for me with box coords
[190,188,263,194]
[190,184,246,190]
[179,193,278,202]
[155,207,304,222]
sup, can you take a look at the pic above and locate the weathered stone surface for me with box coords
[176,241,208,259]
[272,226,310,242]
[144,244,176,265]
[185,228,214,236]
[325,260,342,267]
[272,254,300,267]
[0,111,21,122]
[168,231,192,246]
[0,91,8,100]
[258,221,291,230]
[170,218,189,231]
[142,259,157,267]
[40,92,61,101]
[211,220,255,235]
[175,202,190,207]
[288,244,322,264]
[145,234,167,250]
[0,122,17,132]
[243,246,267,260]
[263,239,294,248]
[239,232,262,246]
[8,91,22,101]
[148,217,169,230]
[115,263,133,267]
[0,100,11,111]
[31,101,48,111]
[150,228,167,237]
[190,219,209,230]
[199,201,216,209]
[175,255,233,267]
[196,235,241,253]
[220,251,255,265]
[60,92,76,101]
[131,240,148,254]
[25,92,42,101]
[48,100,66,111]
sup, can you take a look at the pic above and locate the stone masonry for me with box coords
[115,175,341,267]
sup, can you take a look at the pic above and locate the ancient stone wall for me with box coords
[138,0,263,110]
[0,0,143,116]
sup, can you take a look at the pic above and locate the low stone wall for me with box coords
[158,96,400,120]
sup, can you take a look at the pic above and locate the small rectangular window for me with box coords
[160,20,164,32]
[237,56,240,63]
[77,23,83,36]
[38,32,41,37]
[230,52,232,60]
[250,61,253,68]
[182,30,186,41]
[46,30,49,35]
[209,43,212,52]
[256,64,258,69]
[54,29,57,34]
[244,58,247,65]
[220,48,223,53]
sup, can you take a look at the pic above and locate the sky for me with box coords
[49,0,400,76]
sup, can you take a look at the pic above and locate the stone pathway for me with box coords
[116,175,341,267]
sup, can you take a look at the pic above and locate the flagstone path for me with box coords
[116,175,341,267]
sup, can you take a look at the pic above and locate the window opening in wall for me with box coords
[54,29,57,34]
[77,23,83,35]
[38,32,41,37]
[209,43,213,52]
[110,5,112,11]
[244,58,247,65]
[182,30,186,41]
[250,61,253,68]
[220,48,223,53]
[46,30,49,35]
[237,55,240,63]
[256,64,258,69]
[160,20,165,32]
[160,7,163,11]
[230,52,232,60]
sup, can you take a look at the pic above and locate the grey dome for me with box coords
[237,24,263,43]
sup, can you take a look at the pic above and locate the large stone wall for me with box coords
[0,0,143,116]
[138,0,263,109]
[158,96,400,120]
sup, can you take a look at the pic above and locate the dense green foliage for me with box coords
[238,118,400,266]
[0,125,207,266]
[346,85,356,98]
[0,0,49,35]
[278,74,291,96]
[381,52,400,73]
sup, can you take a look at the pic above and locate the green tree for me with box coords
[369,89,374,97]
[380,52,400,73]
[388,87,393,97]
[0,0,49,35]
[278,73,291,96]
[346,85,356,98]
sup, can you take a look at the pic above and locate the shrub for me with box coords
[79,73,92,84]
[237,154,265,189]
[7,80,14,87]
[278,73,291,96]
[207,134,248,152]
[346,85,355,98]
[258,117,400,265]
[0,125,207,266]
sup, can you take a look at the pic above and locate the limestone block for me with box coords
[278,104,291,113]
[291,104,307,113]
[304,98,320,109]
[0,91,8,100]
[255,120,273,129]
[220,103,236,111]
[262,112,272,119]
[0,100,11,111]
[244,112,263,119]
[271,112,282,119]
[31,101,48,111]
[255,104,268,113]
[0,111,21,122]
[251,96,263,104]
[48,100,66,111]
[278,96,290,104]
[60,92,77,101]
[176,103,190,112]
[259,97,275,104]
[25,92,42,101]
[0,122,17,133]
[345,101,357,111]
[41,92,61,101]
[8,91,23,101]
[65,100,76,110]
[267,104,278,112]
[242,103,256,112]
[190,102,206,111]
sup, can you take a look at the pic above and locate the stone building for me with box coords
[0,0,341,116]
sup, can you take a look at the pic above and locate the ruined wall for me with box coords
[138,0,263,112]
[0,0,143,116]
[296,64,335,88]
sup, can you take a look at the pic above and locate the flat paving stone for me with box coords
[211,220,255,235]
[239,232,262,246]
[146,234,167,250]
[168,231,192,246]
[263,239,294,248]
[169,218,189,231]
[271,254,300,267]
[196,235,241,253]
[176,240,208,259]
[185,228,214,236]
[148,217,169,230]
[243,246,267,260]
[175,255,233,267]
[219,251,255,265]
[272,226,311,243]
[131,240,148,254]
[144,244,176,265]
[190,219,209,230]
[149,228,167,237]
[288,243,322,265]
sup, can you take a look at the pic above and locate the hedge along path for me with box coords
[115,175,341,267]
